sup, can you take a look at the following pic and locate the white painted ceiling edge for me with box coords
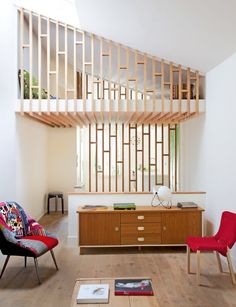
[75,0,236,73]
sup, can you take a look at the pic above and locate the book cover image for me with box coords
[115,279,154,296]
[77,284,109,304]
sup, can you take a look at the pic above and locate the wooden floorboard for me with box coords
[0,213,235,307]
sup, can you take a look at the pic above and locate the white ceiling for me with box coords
[75,0,236,73]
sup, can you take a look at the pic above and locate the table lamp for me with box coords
[151,185,172,209]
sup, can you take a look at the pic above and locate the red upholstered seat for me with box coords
[186,211,236,285]
[187,211,236,256]
[186,236,228,256]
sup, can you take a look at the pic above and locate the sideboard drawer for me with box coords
[121,213,161,224]
[121,234,162,245]
[121,223,161,234]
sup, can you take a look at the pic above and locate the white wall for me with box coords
[48,128,77,211]
[0,1,17,201]
[179,114,207,192]
[0,1,49,220]
[15,115,49,219]
[205,52,236,261]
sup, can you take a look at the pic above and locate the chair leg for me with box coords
[226,248,236,285]
[196,250,201,285]
[50,250,59,271]
[215,252,223,273]
[24,256,27,268]
[0,255,10,279]
[47,196,50,214]
[34,258,41,284]
[61,196,64,214]
[187,246,191,274]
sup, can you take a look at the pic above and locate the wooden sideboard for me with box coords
[77,206,204,251]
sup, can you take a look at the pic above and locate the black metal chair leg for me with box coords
[47,196,50,214]
[24,256,27,267]
[34,258,41,284]
[50,250,59,270]
[0,255,10,278]
[61,196,64,214]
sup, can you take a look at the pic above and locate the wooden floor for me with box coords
[0,213,235,307]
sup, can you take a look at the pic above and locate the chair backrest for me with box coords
[214,211,236,249]
[0,202,29,238]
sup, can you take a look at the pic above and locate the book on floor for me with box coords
[77,284,109,304]
[115,279,154,296]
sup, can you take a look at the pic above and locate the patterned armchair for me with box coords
[0,201,58,284]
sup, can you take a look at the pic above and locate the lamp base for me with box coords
[151,195,172,209]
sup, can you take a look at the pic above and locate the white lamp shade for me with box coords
[157,186,172,201]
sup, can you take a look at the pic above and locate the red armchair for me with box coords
[0,201,58,284]
[186,211,236,285]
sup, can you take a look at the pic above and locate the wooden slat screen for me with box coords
[19,7,204,125]
[87,123,178,192]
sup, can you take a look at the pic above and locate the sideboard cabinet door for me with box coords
[79,213,120,245]
[162,211,202,244]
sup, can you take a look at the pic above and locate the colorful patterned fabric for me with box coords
[0,201,29,238]
[0,201,58,257]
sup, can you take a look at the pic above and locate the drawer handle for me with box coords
[137,226,144,231]
[163,226,167,231]
[137,237,145,242]
[137,215,144,220]
[114,227,119,232]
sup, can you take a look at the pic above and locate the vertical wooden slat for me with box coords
[91,34,94,112]
[187,67,191,114]
[136,124,138,191]
[96,124,98,192]
[29,11,33,113]
[47,17,50,113]
[170,62,173,113]
[161,60,164,113]
[20,8,24,114]
[161,124,164,185]
[115,123,118,192]
[38,14,42,113]
[117,45,121,120]
[109,41,112,122]
[168,124,171,188]
[178,65,182,113]
[196,71,199,113]
[126,48,129,112]
[175,124,178,191]
[135,51,138,111]
[109,123,111,192]
[65,24,68,112]
[155,124,157,185]
[142,124,144,191]
[56,21,59,113]
[148,125,151,191]
[89,124,91,192]
[144,54,147,112]
[73,28,77,102]
[152,58,156,112]
[128,124,131,192]
[122,124,124,192]
[99,38,104,122]
[102,123,104,192]
[82,32,86,113]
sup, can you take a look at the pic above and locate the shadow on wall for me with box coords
[205,219,214,236]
